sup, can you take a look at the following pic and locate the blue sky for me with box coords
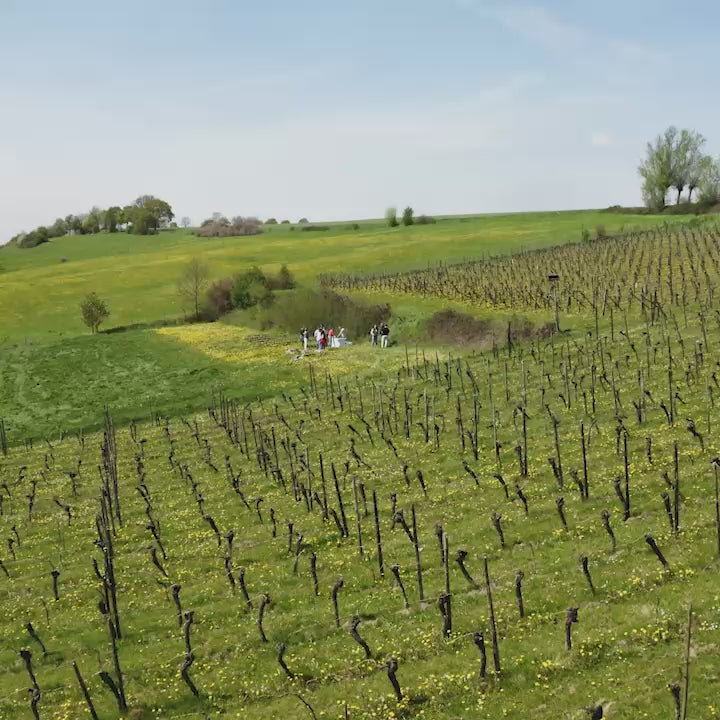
[1,0,718,240]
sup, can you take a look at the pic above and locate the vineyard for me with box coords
[3,222,720,718]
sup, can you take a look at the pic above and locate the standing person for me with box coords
[370,325,378,346]
[320,328,328,350]
[380,322,389,348]
[301,327,308,352]
[328,327,335,347]
[314,327,321,350]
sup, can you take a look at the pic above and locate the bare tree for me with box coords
[177,258,209,320]
[181,217,191,229]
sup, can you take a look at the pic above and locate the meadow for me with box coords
[0,210,691,442]
[0,218,719,719]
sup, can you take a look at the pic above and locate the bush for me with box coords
[402,206,414,226]
[385,207,398,227]
[80,292,110,333]
[300,225,331,232]
[595,224,607,240]
[266,264,296,291]
[204,278,235,320]
[298,218,309,224]
[259,289,390,339]
[415,215,436,225]
[281,220,291,224]
[265,218,278,225]
[233,267,274,310]
[18,227,50,248]
[196,216,262,237]
[351,223,360,230]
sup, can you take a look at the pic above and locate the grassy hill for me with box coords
[0,210,682,340]
[0,210,692,442]
[0,220,719,718]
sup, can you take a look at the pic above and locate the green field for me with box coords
[0,210,692,442]
[0,210,682,340]
[1,220,720,718]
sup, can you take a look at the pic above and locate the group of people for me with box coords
[370,322,390,348]
[300,326,346,351]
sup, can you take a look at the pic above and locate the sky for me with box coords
[1,0,719,241]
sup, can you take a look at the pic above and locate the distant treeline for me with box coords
[10,195,175,248]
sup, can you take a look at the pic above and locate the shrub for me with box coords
[233,267,274,310]
[415,215,436,225]
[402,206,414,226]
[266,264,296,290]
[300,225,331,232]
[204,278,235,320]
[385,207,398,227]
[595,224,607,240]
[259,289,389,339]
[19,227,50,248]
[281,220,291,224]
[265,218,278,225]
[80,292,110,333]
[352,223,360,230]
[196,216,262,237]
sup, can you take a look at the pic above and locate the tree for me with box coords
[177,258,209,320]
[402,206,414,226]
[298,218,309,224]
[104,207,122,233]
[83,207,103,234]
[125,196,174,234]
[385,207,398,227]
[698,156,720,207]
[233,266,274,309]
[49,218,68,238]
[639,126,707,208]
[80,292,110,333]
[265,218,278,225]
[181,216,191,228]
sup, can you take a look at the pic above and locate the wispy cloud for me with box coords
[493,4,586,54]
[591,132,615,147]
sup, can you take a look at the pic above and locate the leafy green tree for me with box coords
[69,215,84,235]
[265,218,278,225]
[698,156,720,206]
[639,126,707,208]
[232,266,274,309]
[104,206,122,233]
[80,292,110,333]
[49,218,68,237]
[385,207,398,227]
[402,206,414,226]
[125,196,174,234]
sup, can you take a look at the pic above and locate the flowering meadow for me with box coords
[2,223,720,718]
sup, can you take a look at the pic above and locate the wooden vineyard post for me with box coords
[372,490,385,578]
[411,504,424,601]
[712,459,720,556]
[484,556,501,673]
[443,533,451,633]
[352,477,363,557]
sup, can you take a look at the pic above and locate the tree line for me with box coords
[639,127,720,210]
[10,195,175,248]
